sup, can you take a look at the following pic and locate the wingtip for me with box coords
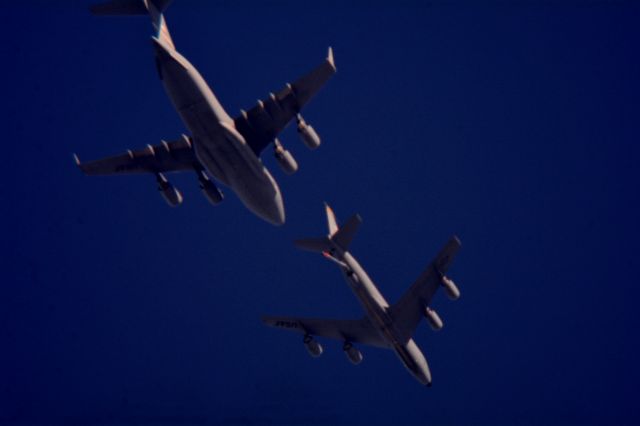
[327,46,335,70]
[72,153,81,167]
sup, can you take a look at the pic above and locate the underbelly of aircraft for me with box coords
[192,128,284,225]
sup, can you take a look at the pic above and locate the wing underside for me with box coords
[75,136,199,175]
[390,236,462,341]
[234,48,336,156]
[262,315,389,349]
[78,50,335,173]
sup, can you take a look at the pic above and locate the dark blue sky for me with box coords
[2,1,640,424]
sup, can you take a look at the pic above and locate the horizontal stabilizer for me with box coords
[297,205,361,254]
[90,0,173,15]
[294,237,332,253]
[331,214,362,251]
[90,0,175,48]
[90,0,147,15]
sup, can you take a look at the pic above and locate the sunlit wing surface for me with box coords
[234,48,336,156]
[390,236,462,341]
[262,315,389,348]
[75,136,197,175]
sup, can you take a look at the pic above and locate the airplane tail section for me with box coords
[90,0,175,49]
[331,213,362,251]
[294,204,362,254]
[294,237,333,253]
[325,203,339,237]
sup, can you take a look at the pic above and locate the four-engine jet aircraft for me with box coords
[74,0,336,225]
[263,205,462,386]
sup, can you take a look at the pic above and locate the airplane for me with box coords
[74,0,336,226]
[262,204,462,386]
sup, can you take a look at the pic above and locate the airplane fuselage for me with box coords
[152,37,285,225]
[334,249,433,386]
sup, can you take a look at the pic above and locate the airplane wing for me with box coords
[234,48,336,156]
[75,136,199,175]
[390,236,462,342]
[262,315,389,349]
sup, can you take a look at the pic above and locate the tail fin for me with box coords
[294,204,362,254]
[90,0,175,49]
[325,203,338,236]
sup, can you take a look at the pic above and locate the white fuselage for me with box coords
[336,249,432,386]
[152,37,285,225]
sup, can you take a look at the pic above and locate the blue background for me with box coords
[2,1,639,424]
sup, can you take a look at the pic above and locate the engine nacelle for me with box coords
[156,173,183,207]
[274,140,298,175]
[424,307,443,331]
[197,171,223,205]
[303,334,323,358]
[343,342,363,365]
[442,276,460,300]
[297,115,321,150]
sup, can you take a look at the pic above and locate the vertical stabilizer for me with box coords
[325,202,338,237]
[296,204,361,254]
[90,0,175,49]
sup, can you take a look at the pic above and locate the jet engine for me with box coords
[424,306,443,331]
[296,114,321,150]
[197,170,223,205]
[343,342,363,365]
[274,139,298,175]
[441,276,460,300]
[156,173,183,207]
[303,334,323,358]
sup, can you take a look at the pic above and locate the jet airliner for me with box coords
[74,0,336,225]
[263,205,462,386]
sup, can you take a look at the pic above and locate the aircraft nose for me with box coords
[265,197,285,226]
[244,170,286,226]
[420,370,433,387]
